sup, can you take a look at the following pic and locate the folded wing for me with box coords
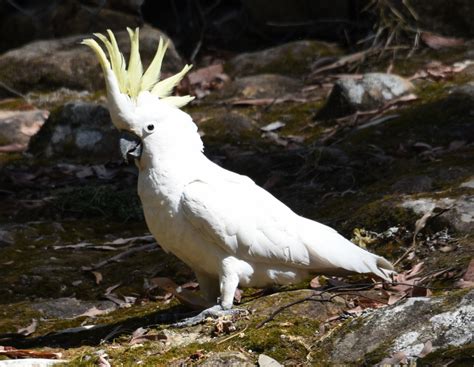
[181,174,394,280]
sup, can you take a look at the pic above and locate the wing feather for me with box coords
[181,178,311,266]
[181,169,394,280]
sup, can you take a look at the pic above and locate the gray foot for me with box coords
[173,305,247,327]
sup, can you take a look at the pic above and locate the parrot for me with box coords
[82,28,395,325]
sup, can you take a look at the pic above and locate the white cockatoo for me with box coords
[82,29,394,322]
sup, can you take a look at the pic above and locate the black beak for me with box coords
[119,131,142,161]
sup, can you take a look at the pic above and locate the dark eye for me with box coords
[146,124,155,132]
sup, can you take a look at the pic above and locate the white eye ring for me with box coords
[145,123,155,133]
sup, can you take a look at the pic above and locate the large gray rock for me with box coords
[226,40,341,78]
[317,73,414,119]
[401,195,474,234]
[28,102,120,162]
[0,25,183,95]
[327,290,474,365]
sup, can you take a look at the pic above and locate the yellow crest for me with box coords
[82,28,194,108]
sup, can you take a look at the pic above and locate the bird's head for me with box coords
[82,28,196,161]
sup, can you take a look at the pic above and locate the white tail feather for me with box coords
[300,218,395,281]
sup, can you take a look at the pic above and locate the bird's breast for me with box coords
[136,168,223,274]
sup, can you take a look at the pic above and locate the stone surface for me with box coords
[0,110,49,151]
[401,195,474,233]
[198,112,258,144]
[31,297,116,319]
[28,102,121,162]
[317,73,414,119]
[391,175,433,194]
[0,1,142,52]
[460,177,474,189]
[226,40,341,77]
[199,352,254,367]
[327,290,474,364]
[217,74,303,100]
[0,25,183,95]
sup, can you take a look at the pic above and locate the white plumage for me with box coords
[83,29,395,311]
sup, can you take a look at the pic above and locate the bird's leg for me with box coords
[219,269,240,309]
[173,265,247,327]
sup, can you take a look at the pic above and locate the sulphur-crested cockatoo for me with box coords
[82,29,394,323]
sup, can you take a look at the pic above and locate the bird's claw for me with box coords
[173,305,248,327]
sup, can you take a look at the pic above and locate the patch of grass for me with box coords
[54,185,143,222]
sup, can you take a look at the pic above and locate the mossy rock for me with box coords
[225,40,342,78]
[0,25,183,96]
[320,290,474,365]
[344,85,474,152]
[216,73,304,100]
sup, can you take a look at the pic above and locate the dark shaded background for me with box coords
[0,0,370,57]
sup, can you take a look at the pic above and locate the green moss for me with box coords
[348,197,417,231]
[188,100,322,153]
[360,340,395,366]
[0,303,43,334]
[53,184,143,222]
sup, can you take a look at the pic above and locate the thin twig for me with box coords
[394,207,451,266]
[328,292,388,305]
[255,282,379,329]
[0,80,27,100]
[217,325,248,345]
[254,278,459,330]
[256,293,332,329]
[84,243,157,270]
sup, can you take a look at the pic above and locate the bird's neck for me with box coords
[137,122,208,192]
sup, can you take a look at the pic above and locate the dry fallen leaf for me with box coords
[129,327,168,345]
[388,262,430,300]
[310,49,375,77]
[188,64,224,85]
[258,353,283,367]
[456,259,474,289]
[212,319,236,336]
[77,306,115,318]
[0,143,27,152]
[260,121,286,132]
[150,277,212,310]
[91,271,103,285]
[421,32,464,50]
[462,259,474,282]
[380,351,408,365]
[0,346,62,359]
[418,340,433,358]
[98,355,111,367]
[17,319,38,336]
[387,292,406,305]
[234,288,242,304]
[310,276,321,289]
[181,281,200,290]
